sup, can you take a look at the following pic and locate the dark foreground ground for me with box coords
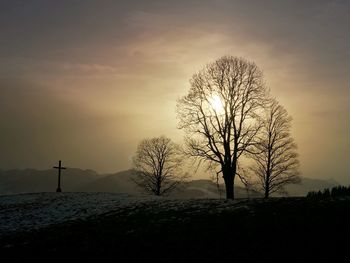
[1,196,350,262]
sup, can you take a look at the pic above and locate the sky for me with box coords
[0,0,349,183]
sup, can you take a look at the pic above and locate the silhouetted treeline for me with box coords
[307,185,350,198]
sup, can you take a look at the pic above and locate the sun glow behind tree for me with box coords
[177,56,267,199]
[209,94,225,115]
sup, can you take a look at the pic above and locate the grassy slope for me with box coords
[1,197,350,262]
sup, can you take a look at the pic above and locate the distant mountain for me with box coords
[0,168,100,194]
[0,168,341,197]
[78,170,260,198]
[76,170,140,194]
[78,170,226,197]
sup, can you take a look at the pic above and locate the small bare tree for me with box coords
[132,136,184,196]
[250,99,300,198]
[177,56,268,199]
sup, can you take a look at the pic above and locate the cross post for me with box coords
[53,160,66,192]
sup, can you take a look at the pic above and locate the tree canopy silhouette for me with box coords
[177,56,268,199]
[307,186,350,199]
[132,136,185,196]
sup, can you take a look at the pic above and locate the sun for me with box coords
[209,94,224,114]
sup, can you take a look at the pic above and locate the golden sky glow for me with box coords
[0,1,349,183]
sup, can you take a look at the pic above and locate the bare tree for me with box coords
[132,136,184,196]
[177,56,268,199]
[250,99,300,198]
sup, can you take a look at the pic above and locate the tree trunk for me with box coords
[156,175,161,196]
[264,190,269,199]
[264,181,269,199]
[223,166,235,199]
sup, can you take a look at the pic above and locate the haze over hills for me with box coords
[0,168,99,194]
[0,168,339,198]
[76,170,140,195]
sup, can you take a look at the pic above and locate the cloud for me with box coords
[0,58,119,77]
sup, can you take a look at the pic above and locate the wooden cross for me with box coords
[53,160,66,192]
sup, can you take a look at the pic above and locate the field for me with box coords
[1,193,349,262]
